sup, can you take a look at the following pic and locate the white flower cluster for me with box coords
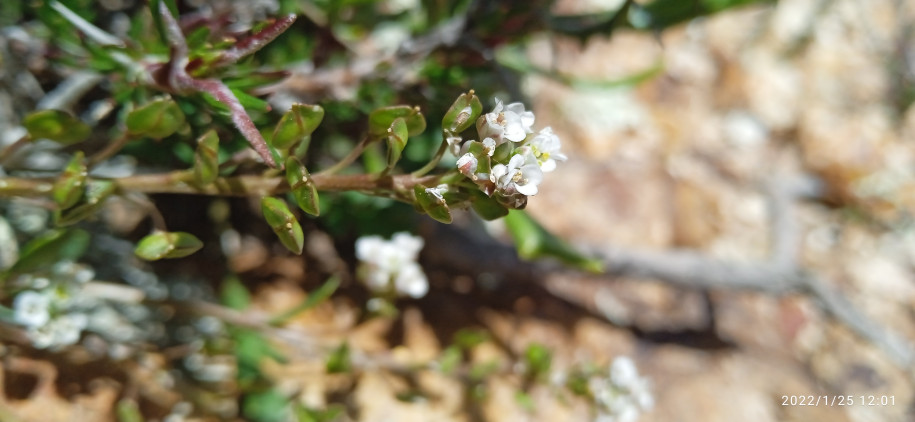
[455,99,567,207]
[590,356,654,422]
[355,232,429,298]
[11,262,95,349]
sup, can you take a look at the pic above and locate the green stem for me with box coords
[88,132,132,167]
[411,138,449,177]
[0,135,32,165]
[316,136,372,176]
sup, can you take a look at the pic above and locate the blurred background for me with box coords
[1,0,914,421]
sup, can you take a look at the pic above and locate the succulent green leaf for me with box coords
[271,103,324,151]
[442,90,483,134]
[134,230,204,260]
[503,210,604,273]
[193,130,219,186]
[53,151,88,209]
[284,157,319,216]
[23,109,91,145]
[126,97,186,139]
[54,180,116,226]
[261,197,304,254]
[10,229,90,274]
[368,105,426,138]
[385,117,408,169]
[413,185,452,224]
[469,190,508,220]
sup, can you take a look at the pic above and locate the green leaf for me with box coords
[271,104,324,151]
[453,328,489,349]
[442,90,483,134]
[126,97,186,139]
[53,151,87,209]
[9,229,90,274]
[285,157,319,216]
[413,185,452,224]
[261,197,304,254]
[503,210,604,273]
[469,190,508,221]
[54,180,116,226]
[116,399,144,422]
[221,275,251,310]
[523,343,552,378]
[193,130,219,186]
[368,105,426,138]
[242,389,290,422]
[385,117,408,169]
[134,231,203,260]
[325,342,351,374]
[23,109,91,145]
[269,276,340,326]
[439,346,462,375]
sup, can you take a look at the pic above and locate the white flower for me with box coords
[590,356,654,422]
[425,184,448,203]
[528,127,567,172]
[491,152,543,196]
[29,313,88,349]
[355,232,429,298]
[479,99,535,143]
[457,153,478,178]
[13,290,52,328]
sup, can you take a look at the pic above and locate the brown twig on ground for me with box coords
[424,175,915,372]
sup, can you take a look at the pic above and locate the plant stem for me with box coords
[411,138,449,177]
[0,172,439,198]
[88,132,131,167]
[0,135,31,166]
[316,136,372,176]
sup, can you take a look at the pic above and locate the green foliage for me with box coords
[385,117,408,169]
[54,180,115,226]
[285,157,320,216]
[325,342,351,374]
[261,197,305,254]
[23,109,90,145]
[413,185,452,224]
[271,104,324,151]
[504,210,604,273]
[193,130,220,186]
[7,229,90,275]
[134,231,204,260]
[368,106,426,138]
[52,152,87,209]
[126,97,186,140]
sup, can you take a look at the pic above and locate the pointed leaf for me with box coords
[261,197,304,254]
[53,151,87,209]
[325,342,351,374]
[385,117,408,169]
[271,103,324,151]
[442,90,483,134]
[285,157,319,216]
[368,105,426,138]
[413,185,452,224]
[135,230,203,260]
[126,97,186,139]
[503,210,604,273]
[23,109,91,145]
[9,229,90,274]
[55,180,116,226]
[193,130,219,186]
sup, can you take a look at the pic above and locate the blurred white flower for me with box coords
[479,99,535,143]
[355,232,428,298]
[29,313,88,349]
[527,127,567,172]
[13,290,52,328]
[591,356,654,422]
[491,152,543,196]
